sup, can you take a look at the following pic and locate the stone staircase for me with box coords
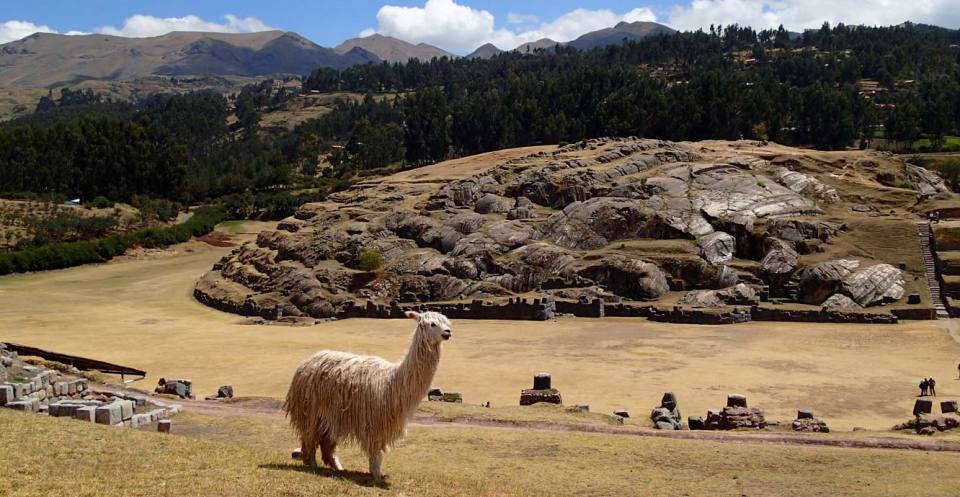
[917,222,950,319]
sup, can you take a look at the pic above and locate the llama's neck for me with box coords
[390,330,441,412]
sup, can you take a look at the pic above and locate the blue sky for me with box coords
[2,0,958,53]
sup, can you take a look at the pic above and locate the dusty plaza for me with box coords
[2,237,959,431]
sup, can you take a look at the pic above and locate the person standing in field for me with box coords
[920,378,929,396]
[929,377,937,396]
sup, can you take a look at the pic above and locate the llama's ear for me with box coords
[405,311,420,320]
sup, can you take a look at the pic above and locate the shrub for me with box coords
[91,196,113,209]
[357,248,384,272]
[0,205,227,276]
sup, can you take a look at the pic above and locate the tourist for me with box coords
[920,378,929,396]
[929,377,937,397]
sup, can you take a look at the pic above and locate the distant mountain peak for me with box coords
[335,34,455,64]
[467,42,503,60]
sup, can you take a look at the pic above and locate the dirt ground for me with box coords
[1,230,959,431]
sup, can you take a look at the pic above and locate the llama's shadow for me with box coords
[258,463,389,488]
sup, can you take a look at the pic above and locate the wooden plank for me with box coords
[0,342,145,377]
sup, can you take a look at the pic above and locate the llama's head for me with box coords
[406,311,452,344]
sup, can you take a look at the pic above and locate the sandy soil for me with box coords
[1,235,959,431]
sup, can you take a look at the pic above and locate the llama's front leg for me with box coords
[320,437,344,471]
[300,435,318,469]
[368,451,384,482]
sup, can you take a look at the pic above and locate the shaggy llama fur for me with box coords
[284,311,452,481]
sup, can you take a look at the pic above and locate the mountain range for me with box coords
[0,21,676,88]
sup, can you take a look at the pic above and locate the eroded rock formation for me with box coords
[195,138,932,320]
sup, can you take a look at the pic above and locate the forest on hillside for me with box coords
[1,22,959,204]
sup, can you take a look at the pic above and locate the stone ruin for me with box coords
[690,394,766,430]
[194,137,934,326]
[155,378,195,399]
[427,387,463,403]
[520,372,562,406]
[0,344,180,428]
[204,385,235,401]
[650,392,683,430]
[792,409,829,433]
[894,399,960,435]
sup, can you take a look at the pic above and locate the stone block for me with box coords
[661,392,678,410]
[216,385,234,399]
[914,399,933,416]
[53,382,68,396]
[0,384,15,405]
[119,400,134,420]
[613,409,630,418]
[533,373,552,390]
[439,392,463,403]
[74,406,97,422]
[519,388,562,406]
[66,381,77,395]
[127,395,147,407]
[727,394,747,408]
[95,402,123,425]
[942,400,958,414]
[130,413,150,428]
[797,409,814,419]
[158,420,172,433]
[7,398,39,412]
[688,416,705,430]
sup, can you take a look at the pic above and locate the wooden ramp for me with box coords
[1,342,146,378]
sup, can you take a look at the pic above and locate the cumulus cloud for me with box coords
[362,0,657,53]
[360,0,960,54]
[95,14,274,38]
[666,0,960,32]
[0,20,56,44]
[506,12,539,26]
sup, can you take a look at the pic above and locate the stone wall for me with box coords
[338,297,556,321]
[750,306,899,324]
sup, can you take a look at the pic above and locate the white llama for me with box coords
[283,310,452,482]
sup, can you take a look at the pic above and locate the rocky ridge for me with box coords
[195,138,942,321]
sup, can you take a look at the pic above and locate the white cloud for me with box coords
[95,14,274,38]
[362,0,960,54]
[506,12,539,25]
[0,20,56,44]
[667,0,960,32]
[364,0,658,53]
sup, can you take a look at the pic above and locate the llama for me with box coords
[284,310,452,482]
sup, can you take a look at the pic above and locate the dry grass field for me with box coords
[2,407,960,497]
[1,227,959,432]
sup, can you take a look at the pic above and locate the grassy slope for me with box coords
[3,408,960,497]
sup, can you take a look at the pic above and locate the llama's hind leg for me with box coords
[320,436,343,471]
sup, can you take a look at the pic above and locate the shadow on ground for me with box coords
[259,463,387,488]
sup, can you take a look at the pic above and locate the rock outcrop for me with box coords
[193,138,925,320]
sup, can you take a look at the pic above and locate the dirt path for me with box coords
[172,396,960,454]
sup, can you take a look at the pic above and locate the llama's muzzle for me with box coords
[441,329,451,340]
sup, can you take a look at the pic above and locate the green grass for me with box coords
[3,408,960,497]
[216,220,248,234]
